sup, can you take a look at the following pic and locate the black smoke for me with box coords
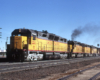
[71,23,100,41]
[71,26,82,41]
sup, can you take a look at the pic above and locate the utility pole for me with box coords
[0,28,2,38]
[0,28,1,50]
[6,37,8,50]
[7,37,8,43]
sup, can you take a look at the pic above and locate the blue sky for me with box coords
[0,0,100,50]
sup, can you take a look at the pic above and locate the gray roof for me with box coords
[12,29,67,40]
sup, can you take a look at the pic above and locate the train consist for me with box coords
[6,29,100,61]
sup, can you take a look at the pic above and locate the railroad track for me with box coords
[0,56,99,65]
[58,64,100,80]
[0,56,100,74]
[89,72,100,80]
[58,57,100,80]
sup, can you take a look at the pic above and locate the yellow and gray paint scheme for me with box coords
[6,29,100,61]
[68,41,99,58]
[7,29,69,61]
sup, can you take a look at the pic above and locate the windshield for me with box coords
[12,33,27,36]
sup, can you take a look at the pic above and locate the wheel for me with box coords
[83,53,86,57]
[75,54,77,58]
[20,53,25,62]
[67,53,71,59]
[7,52,13,61]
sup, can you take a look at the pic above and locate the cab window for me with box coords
[33,35,36,40]
[18,34,21,36]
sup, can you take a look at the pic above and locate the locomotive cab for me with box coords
[7,29,37,61]
[10,36,27,50]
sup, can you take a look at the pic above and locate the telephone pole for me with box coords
[0,28,2,38]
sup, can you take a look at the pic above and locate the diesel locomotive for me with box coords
[6,29,100,61]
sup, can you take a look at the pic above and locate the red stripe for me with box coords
[72,52,90,54]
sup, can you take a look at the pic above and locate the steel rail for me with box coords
[0,56,99,71]
[0,62,69,74]
[89,72,100,80]
[0,56,100,74]
[0,56,99,66]
[0,56,99,69]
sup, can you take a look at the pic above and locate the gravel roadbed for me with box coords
[0,58,100,80]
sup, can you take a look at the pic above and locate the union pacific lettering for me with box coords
[54,43,59,45]
[47,42,52,45]
[32,41,35,44]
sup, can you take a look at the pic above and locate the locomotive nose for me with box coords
[11,36,27,50]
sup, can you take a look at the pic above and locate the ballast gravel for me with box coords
[0,58,100,80]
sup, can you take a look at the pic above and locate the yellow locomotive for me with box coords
[6,29,99,61]
[7,29,69,61]
[68,41,99,58]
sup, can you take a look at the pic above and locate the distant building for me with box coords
[0,50,6,54]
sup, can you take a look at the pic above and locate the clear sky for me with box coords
[0,0,100,50]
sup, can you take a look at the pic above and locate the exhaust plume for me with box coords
[71,23,100,41]
[71,27,82,41]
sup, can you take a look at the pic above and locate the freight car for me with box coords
[6,29,100,61]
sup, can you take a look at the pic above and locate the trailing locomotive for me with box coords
[6,29,100,61]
